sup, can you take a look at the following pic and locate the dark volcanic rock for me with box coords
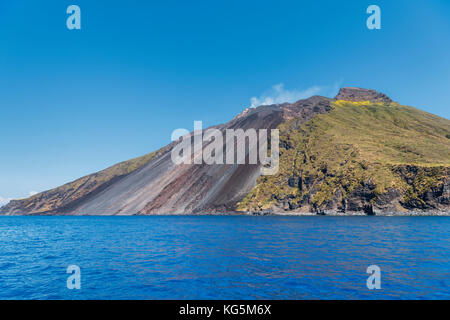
[2,87,448,216]
[282,95,332,121]
[335,87,393,103]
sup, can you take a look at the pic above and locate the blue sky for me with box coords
[0,0,449,202]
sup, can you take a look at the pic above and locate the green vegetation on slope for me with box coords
[238,100,450,212]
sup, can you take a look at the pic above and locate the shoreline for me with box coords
[1,210,450,217]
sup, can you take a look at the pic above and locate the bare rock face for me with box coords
[282,95,332,121]
[335,87,393,103]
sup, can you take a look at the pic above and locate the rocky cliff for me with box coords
[1,87,449,215]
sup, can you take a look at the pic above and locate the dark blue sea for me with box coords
[0,216,449,300]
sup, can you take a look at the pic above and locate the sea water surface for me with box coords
[0,216,449,300]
